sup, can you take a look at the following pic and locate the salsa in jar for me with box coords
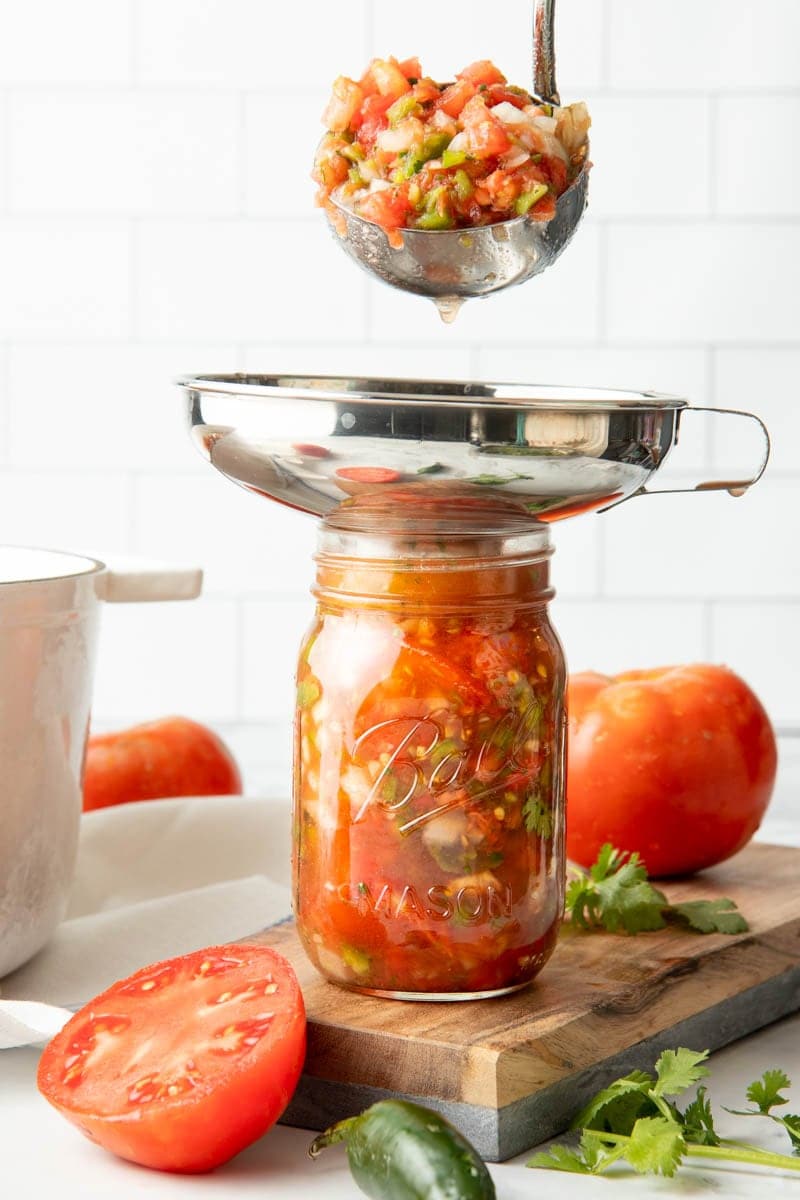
[293,499,566,999]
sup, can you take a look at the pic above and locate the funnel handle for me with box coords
[533,0,559,105]
[600,406,771,510]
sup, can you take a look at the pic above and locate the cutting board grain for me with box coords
[252,843,800,1161]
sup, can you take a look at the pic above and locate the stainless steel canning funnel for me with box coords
[178,375,770,522]
[322,0,589,313]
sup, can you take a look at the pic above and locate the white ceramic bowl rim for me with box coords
[0,545,105,586]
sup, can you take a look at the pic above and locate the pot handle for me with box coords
[601,406,771,509]
[95,557,203,603]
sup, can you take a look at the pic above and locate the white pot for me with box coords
[0,547,202,979]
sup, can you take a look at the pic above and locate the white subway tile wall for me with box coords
[0,0,797,795]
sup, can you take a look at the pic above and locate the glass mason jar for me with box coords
[292,498,566,1000]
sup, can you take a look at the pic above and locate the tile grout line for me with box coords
[596,222,609,344]
[707,94,718,216]
[237,92,248,217]
[127,219,139,341]
[704,345,716,469]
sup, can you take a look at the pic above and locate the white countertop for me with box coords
[3,741,799,1199]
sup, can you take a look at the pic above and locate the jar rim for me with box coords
[318,498,551,563]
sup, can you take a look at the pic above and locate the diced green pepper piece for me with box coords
[442,147,468,168]
[340,143,365,163]
[387,93,421,125]
[430,737,460,765]
[515,183,549,215]
[415,210,455,229]
[341,944,371,975]
[415,184,454,229]
[392,152,423,183]
[348,165,364,185]
[420,132,451,160]
[453,168,474,201]
[297,679,321,708]
[393,134,453,183]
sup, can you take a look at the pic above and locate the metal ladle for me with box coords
[323,0,589,318]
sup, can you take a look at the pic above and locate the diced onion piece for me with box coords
[531,114,558,134]
[376,117,424,152]
[429,108,458,133]
[491,101,529,126]
[445,130,468,154]
[500,146,531,170]
[556,100,592,156]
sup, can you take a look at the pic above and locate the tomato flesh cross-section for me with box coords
[37,944,306,1173]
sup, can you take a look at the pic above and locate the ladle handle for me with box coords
[603,406,771,508]
[533,0,560,105]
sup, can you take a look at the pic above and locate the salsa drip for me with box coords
[293,520,566,998]
[313,56,590,242]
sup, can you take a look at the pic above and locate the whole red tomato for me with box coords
[37,944,306,1172]
[566,665,777,877]
[83,716,242,811]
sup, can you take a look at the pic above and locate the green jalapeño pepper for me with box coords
[309,1099,496,1200]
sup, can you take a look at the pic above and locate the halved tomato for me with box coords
[37,945,306,1173]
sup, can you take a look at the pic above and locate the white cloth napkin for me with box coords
[0,794,293,1048]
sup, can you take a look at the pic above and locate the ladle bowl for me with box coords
[178,375,769,523]
[325,168,588,306]
[321,0,589,307]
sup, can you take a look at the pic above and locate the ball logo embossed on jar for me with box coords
[350,700,543,833]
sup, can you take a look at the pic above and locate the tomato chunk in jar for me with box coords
[293,501,566,999]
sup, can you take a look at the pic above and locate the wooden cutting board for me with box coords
[253,843,800,1162]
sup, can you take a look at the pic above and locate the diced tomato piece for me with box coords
[486,84,530,110]
[354,92,395,146]
[322,76,365,133]
[457,60,508,87]
[312,141,350,190]
[411,76,443,105]
[541,154,569,195]
[484,169,523,209]
[460,95,513,159]
[398,56,423,81]
[368,57,413,99]
[357,188,411,230]
[528,192,557,221]
[335,466,404,484]
[436,78,478,118]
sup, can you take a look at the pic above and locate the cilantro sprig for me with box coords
[565,844,748,936]
[725,1068,800,1154]
[529,1048,800,1178]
